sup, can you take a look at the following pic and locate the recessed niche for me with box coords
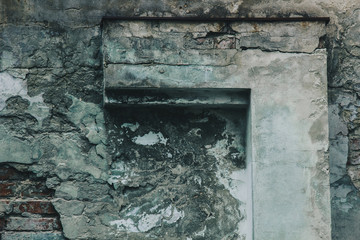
[105,89,251,239]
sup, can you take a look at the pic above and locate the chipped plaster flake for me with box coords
[110,219,139,233]
[107,176,120,186]
[112,161,127,172]
[107,174,136,188]
[0,72,29,105]
[161,205,173,218]
[163,206,184,224]
[107,172,138,189]
[108,162,139,189]
[121,122,140,132]
[132,131,168,145]
[113,205,184,233]
[137,214,162,232]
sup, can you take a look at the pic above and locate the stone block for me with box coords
[232,22,325,53]
[105,64,239,89]
[105,48,238,66]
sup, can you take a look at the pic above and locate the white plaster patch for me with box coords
[132,131,168,145]
[110,219,139,232]
[137,214,162,232]
[121,122,140,132]
[207,138,249,237]
[107,176,121,186]
[111,205,184,233]
[0,72,50,122]
[163,206,184,224]
[0,72,27,110]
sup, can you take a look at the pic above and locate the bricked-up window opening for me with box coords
[103,18,330,240]
[0,165,66,239]
[104,88,251,239]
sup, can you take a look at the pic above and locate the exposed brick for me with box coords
[1,231,66,240]
[215,37,236,49]
[11,200,56,215]
[20,182,55,198]
[5,217,61,231]
[0,183,15,197]
[0,168,63,237]
[0,182,54,199]
[0,167,27,181]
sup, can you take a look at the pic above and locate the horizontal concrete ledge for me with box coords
[102,16,330,24]
[104,88,250,108]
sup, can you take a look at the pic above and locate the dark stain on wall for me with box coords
[105,106,248,239]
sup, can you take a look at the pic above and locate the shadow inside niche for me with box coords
[104,105,250,238]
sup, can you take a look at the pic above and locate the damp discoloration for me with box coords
[105,107,248,239]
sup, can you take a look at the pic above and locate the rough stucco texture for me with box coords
[0,0,360,239]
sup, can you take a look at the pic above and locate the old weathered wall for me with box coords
[0,0,360,239]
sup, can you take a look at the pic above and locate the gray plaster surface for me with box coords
[104,20,330,240]
[3,0,360,238]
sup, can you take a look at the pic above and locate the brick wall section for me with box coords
[0,165,66,240]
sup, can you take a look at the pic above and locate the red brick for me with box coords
[21,182,54,198]
[0,181,54,198]
[5,217,61,231]
[215,37,236,49]
[11,200,56,215]
[0,183,15,197]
